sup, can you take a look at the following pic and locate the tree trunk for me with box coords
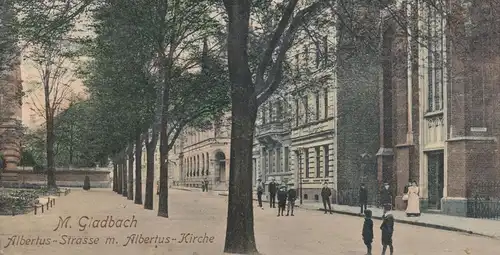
[117,163,122,193]
[223,92,258,254]
[127,147,134,200]
[43,70,57,188]
[158,125,169,217]
[134,132,143,205]
[122,160,127,197]
[113,162,118,192]
[144,136,157,210]
[223,0,258,252]
[158,76,170,218]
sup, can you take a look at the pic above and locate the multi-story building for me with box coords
[169,114,231,190]
[170,3,381,203]
[252,2,381,202]
[378,0,500,216]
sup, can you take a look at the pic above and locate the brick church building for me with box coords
[377,0,500,216]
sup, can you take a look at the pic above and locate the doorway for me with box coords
[427,151,444,210]
[215,151,226,182]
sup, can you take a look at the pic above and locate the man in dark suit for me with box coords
[268,179,277,208]
[380,182,393,215]
[359,183,368,215]
[321,182,333,214]
[268,178,278,208]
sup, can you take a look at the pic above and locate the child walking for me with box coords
[380,212,394,255]
[362,209,373,255]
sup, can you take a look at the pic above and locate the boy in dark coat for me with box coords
[362,209,373,255]
[286,184,297,216]
[277,185,287,217]
[380,213,395,255]
[359,183,368,215]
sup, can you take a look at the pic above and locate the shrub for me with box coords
[83,176,91,190]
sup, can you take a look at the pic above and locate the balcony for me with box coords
[255,121,290,138]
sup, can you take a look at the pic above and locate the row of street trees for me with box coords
[4,0,473,254]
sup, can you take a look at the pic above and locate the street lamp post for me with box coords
[298,147,303,205]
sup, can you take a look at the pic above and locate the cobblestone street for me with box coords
[1,189,499,255]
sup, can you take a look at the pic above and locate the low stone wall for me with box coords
[1,169,111,188]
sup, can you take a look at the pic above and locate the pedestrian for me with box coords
[362,209,373,255]
[379,182,392,216]
[201,180,206,192]
[402,181,410,208]
[380,212,394,255]
[277,184,287,217]
[286,183,297,216]
[321,182,333,214]
[268,178,277,208]
[359,183,368,215]
[256,179,264,209]
[405,180,420,217]
[204,178,209,192]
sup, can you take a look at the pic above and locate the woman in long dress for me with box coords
[406,181,420,217]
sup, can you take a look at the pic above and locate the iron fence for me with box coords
[466,181,500,220]
[336,181,380,206]
[466,197,500,220]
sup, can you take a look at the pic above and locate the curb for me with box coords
[314,208,497,239]
[185,188,499,240]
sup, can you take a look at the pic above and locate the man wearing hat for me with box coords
[321,181,333,214]
[256,178,264,209]
[277,183,288,216]
[380,182,393,215]
[268,178,277,208]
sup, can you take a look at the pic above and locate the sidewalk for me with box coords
[172,186,500,239]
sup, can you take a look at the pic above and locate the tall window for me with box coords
[276,147,281,172]
[295,54,300,74]
[295,99,300,126]
[263,148,268,173]
[276,101,282,121]
[426,4,444,112]
[324,145,330,177]
[323,36,328,67]
[262,107,266,124]
[304,148,310,178]
[269,103,273,122]
[269,149,274,173]
[315,41,321,67]
[315,91,320,120]
[324,88,329,118]
[315,147,321,178]
[284,147,289,172]
[206,152,209,175]
[303,95,309,124]
[304,45,309,68]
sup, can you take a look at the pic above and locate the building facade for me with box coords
[379,0,500,216]
[169,114,231,190]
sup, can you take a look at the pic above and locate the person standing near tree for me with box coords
[359,183,368,215]
[268,178,277,208]
[321,182,333,214]
[256,178,264,209]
